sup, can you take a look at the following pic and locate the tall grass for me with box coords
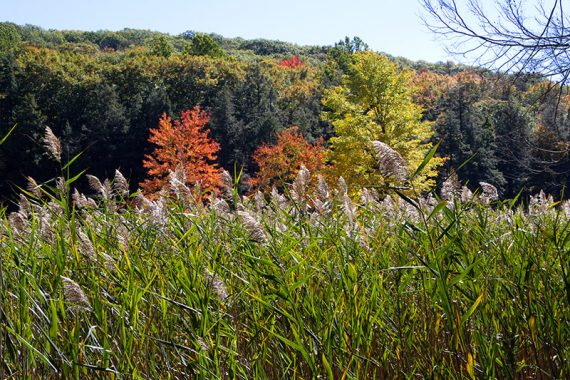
[1,169,568,379]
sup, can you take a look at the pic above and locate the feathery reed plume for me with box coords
[337,176,348,196]
[212,198,231,217]
[169,166,192,204]
[220,170,233,201]
[479,182,498,204]
[291,165,310,202]
[529,190,553,216]
[342,193,356,224]
[72,188,98,209]
[55,177,66,193]
[40,214,54,243]
[133,193,152,212]
[461,186,473,203]
[270,187,289,210]
[18,194,31,217]
[9,212,27,232]
[86,174,110,199]
[441,170,461,202]
[26,176,42,198]
[204,269,229,300]
[561,200,570,218]
[114,169,129,197]
[317,175,330,201]
[253,191,266,212]
[372,140,407,182]
[238,210,268,243]
[360,188,375,207]
[43,127,62,163]
[61,276,91,311]
[78,230,96,262]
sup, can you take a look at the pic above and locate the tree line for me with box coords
[0,22,569,202]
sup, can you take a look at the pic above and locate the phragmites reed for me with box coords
[132,193,152,212]
[461,186,473,203]
[72,188,98,210]
[86,174,111,199]
[291,165,311,202]
[441,170,461,202]
[77,230,96,262]
[61,276,91,311]
[8,212,27,232]
[114,169,129,198]
[317,174,330,201]
[220,170,233,201]
[253,191,266,212]
[26,176,42,198]
[337,176,348,196]
[204,269,229,301]
[270,187,289,210]
[342,193,356,224]
[372,140,407,182]
[169,166,192,203]
[18,194,31,217]
[238,210,268,243]
[43,127,62,163]
[479,182,498,204]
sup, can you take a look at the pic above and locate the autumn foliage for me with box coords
[278,55,304,68]
[248,126,327,193]
[140,107,222,195]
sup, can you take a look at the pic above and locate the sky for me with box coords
[0,0,454,63]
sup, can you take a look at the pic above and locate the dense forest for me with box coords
[1,22,569,202]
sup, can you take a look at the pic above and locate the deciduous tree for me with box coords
[248,126,326,193]
[322,51,442,195]
[140,107,222,195]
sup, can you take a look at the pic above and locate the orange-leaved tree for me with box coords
[140,107,222,195]
[248,126,327,193]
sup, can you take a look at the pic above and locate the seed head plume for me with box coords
[26,176,42,198]
[441,170,461,202]
[133,193,152,212]
[372,141,407,182]
[342,193,356,224]
[86,174,110,199]
[9,211,27,232]
[317,175,330,201]
[253,191,266,212]
[169,166,192,203]
[461,186,473,203]
[479,182,498,203]
[337,176,348,196]
[291,165,311,202]
[114,169,129,197]
[72,189,98,209]
[270,187,289,210]
[220,170,233,201]
[204,269,229,301]
[18,194,31,217]
[238,210,268,243]
[61,276,91,311]
[43,127,62,163]
[77,230,96,262]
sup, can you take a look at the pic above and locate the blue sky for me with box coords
[1,0,453,63]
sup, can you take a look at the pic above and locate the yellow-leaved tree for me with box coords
[322,51,442,195]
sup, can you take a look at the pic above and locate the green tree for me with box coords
[183,34,225,57]
[148,35,173,57]
[322,51,442,195]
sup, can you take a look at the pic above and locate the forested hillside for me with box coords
[1,22,569,201]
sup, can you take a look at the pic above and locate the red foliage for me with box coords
[140,107,222,195]
[249,126,326,193]
[278,55,304,68]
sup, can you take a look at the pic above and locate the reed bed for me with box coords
[0,170,569,379]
